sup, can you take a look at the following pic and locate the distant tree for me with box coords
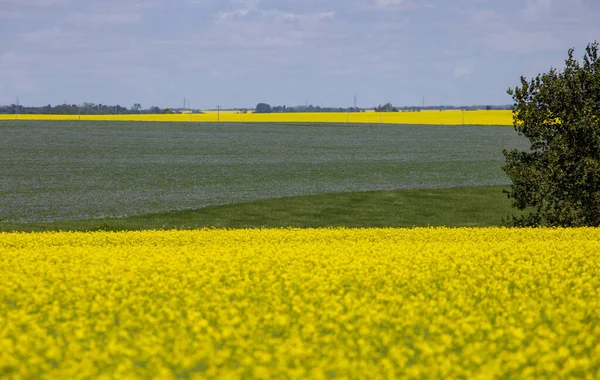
[255,103,272,113]
[82,102,97,114]
[132,103,142,113]
[375,103,398,112]
[502,41,600,226]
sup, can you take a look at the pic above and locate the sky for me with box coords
[0,0,598,109]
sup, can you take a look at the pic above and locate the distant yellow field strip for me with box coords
[0,227,598,378]
[0,110,513,125]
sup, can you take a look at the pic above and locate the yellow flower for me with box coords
[0,227,598,378]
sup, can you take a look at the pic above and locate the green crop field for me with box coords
[0,121,528,224]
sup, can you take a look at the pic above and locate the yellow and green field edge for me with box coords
[1,227,598,378]
[0,110,513,125]
[1,186,520,232]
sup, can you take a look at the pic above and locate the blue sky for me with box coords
[0,0,598,109]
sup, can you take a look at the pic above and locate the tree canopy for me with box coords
[0,103,161,115]
[374,103,398,112]
[255,103,272,113]
[503,41,600,226]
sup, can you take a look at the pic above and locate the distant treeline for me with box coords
[374,103,512,112]
[0,103,169,115]
[254,103,364,113]
[255,103,511,113]
[422,105,512,111]
[0,102,512,115]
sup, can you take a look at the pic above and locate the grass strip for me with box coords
[0,186,519,232]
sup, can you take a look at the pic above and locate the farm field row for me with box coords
[1,228,598,378]
[0,110,513,125]
[0,121,528,223]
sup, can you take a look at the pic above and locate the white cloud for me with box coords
[0,10,24,19]
[1,0,598,107]
[20,27,86,52]
[22,27,63,43]
[218,9,250,19]
[280,11,334,21]
[0,0,67,21]
[521,0,553,21]
[526,0,553,12]
[453,65,473,78]
[218,9,334,23]
[69,12,143,25]
[210,8,336,49]
[465,8,504,29]
[461,5,565,53]
[487,30,560,52]
[434,59,475,78]
[375,0,405,7]
[443,49,461,57]
[0,0,70,5]
[69,0,162,25]
[370,0,432,11]
[0,52,41,93]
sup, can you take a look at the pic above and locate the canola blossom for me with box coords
[0,228,599,378]
[0,110,512,126]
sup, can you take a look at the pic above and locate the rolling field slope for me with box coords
[1,121,527,223]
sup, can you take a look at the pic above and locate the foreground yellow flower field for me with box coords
[1,228,598,378]
[0,110,512,125]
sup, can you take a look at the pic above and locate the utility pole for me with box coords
[217,105,220,123]
[15,97,19,120]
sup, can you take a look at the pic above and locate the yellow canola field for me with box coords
[0,110,513,125]
[1,228,599,379]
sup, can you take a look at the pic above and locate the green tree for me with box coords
[503,41,600,227]
[375,103,398,112]
[255,103,272,113]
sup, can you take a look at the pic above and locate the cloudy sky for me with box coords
[0,0,598,109]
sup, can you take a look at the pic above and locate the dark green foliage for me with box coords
[253,103,362,113]
[0,103,159,115]
[503,42,600,226]
[374,103,398,112]
[255,103,272,113]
